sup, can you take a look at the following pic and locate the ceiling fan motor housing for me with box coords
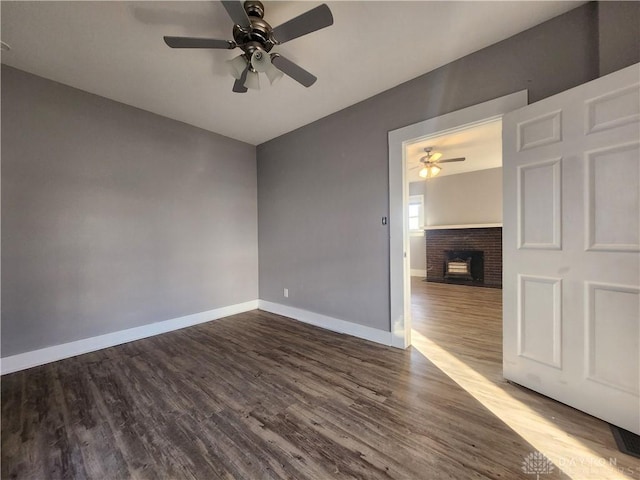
[233,1,275,67]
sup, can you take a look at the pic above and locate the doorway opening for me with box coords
[387,91,527,348]
[405,118,503,288]
[404,119,505,387]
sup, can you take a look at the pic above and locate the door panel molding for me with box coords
[585,83,640,135]
[585,281,640,396]
[517,275,563,368]
[517,109,562,151]
[585,141,640,252]
[517,158,562,250]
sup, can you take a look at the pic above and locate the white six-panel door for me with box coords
[503,64,640,434]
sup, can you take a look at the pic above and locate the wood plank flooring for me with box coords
[2,282,639,479]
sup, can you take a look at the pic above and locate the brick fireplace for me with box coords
[425,227,502,287]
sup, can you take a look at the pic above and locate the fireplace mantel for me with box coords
[424,223,502,230]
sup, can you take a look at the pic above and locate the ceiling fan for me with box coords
[416,147,466,178]
[163,1,333,93]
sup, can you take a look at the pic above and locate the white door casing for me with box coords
[388,91,528,349]
[503,63,640,433]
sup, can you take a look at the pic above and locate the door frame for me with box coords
[388,91,528,349]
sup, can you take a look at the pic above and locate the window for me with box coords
[408,194,424,234]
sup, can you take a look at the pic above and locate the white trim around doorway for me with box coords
[388,91,528,349]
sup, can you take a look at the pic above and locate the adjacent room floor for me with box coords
[2,282,638,479]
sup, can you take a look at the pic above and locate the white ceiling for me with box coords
[1,1,581,145]
[406,119,502,182]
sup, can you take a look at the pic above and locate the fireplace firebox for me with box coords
[443,250,484,284]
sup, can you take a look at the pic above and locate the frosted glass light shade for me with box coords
[265,63,284,84]
[227,55,247,80]
[419,165,441,178]
[244,70,260,90]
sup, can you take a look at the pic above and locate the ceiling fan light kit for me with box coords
[419,164,441,178]
[244,69,260,90]
[227,54,248,79]
[164,1,333,93]
[265,59,284,84]
[415,147,466,179]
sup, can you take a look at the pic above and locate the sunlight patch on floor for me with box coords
[411,329,628,480]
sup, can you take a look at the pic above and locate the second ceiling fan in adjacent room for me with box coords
[416,147,466,178]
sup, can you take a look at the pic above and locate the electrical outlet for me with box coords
[283,288,289,298]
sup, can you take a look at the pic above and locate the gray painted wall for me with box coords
[257,3,637,332]
[2,66,258,357]
[598,1,640,76]
[425,168,503,226]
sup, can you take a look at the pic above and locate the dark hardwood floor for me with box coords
[2,282,639,479]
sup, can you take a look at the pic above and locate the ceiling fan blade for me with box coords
[271,55,317,87]
[438,158,466,163]
[232,67,249,93]
[271,4,333,44]
[221,1,251,29]
[164,36,234,49]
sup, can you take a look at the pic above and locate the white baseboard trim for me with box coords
[411,269,426,277]
[258,300,394,347]
[1,300,259,375]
